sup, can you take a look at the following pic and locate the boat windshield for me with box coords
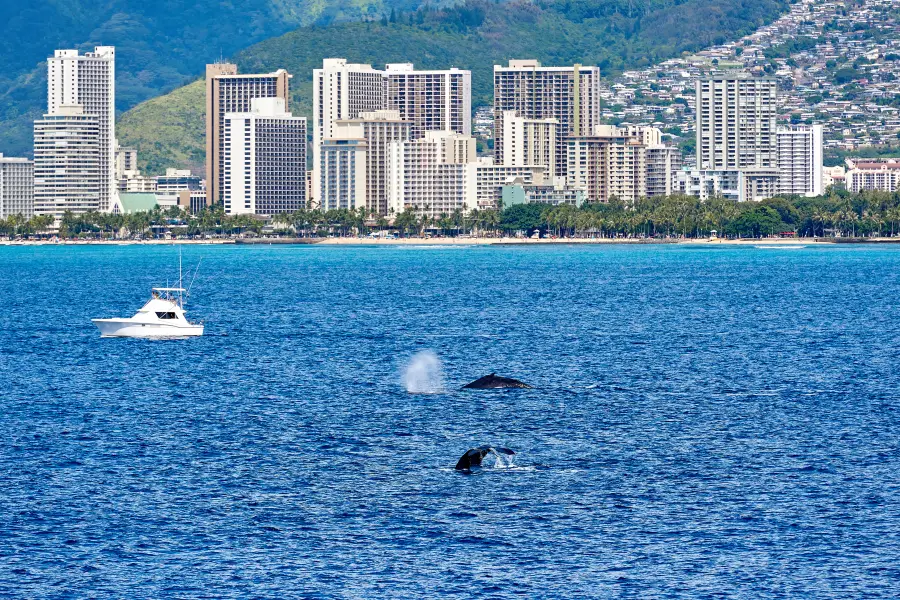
[156,312,177,319]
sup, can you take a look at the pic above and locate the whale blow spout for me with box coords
[455,446,516,470]
[462,373,532,390]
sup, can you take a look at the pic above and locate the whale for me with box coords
[455,446,516,470]
[462,373,532,390]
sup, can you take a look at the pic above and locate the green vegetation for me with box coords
[0,214,54,237]
[118,0,794,173]
[0,0,420,157]
[482,191,900,238]
[15,187,900,241]
[117,82,206,175]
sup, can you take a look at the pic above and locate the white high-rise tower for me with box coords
[47,47,115,212]
[313,59,386,203]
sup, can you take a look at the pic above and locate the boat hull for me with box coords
[92,319,204,338]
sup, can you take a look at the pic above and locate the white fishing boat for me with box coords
[92,288,203,338]
[92,252,204,338]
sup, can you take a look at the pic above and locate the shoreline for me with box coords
[3,237,900,247]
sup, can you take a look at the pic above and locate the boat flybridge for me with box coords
[92,252,204,338]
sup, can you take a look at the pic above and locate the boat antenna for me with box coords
[179,247,183,308]
[186,257,203,305]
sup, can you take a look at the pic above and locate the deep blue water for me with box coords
[1,243,899,598]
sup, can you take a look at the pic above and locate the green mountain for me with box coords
[0,0,422,157]
[118,0,795,175]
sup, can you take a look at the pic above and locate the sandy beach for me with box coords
[2,236,896,247]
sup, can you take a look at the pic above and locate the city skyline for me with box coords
[5,31,900,225]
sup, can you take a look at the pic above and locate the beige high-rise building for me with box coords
[501,110,557,174]
[205,63,291,206]
[331,110,413,215]
[696,75,777,171]
[319,138,368,211]
[493,60,600,179]
[567,125,664,204]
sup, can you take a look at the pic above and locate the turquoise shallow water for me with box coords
[1,244,899,597]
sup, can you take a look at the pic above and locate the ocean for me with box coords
[1,244,898,597]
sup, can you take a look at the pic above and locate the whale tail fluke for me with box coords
[455,446,516,470]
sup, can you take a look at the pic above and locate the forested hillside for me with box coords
[0,0,423,157]
[117,0,794,174]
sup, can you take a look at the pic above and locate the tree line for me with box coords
[5,188,900,240]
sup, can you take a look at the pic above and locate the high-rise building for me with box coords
[331,110,413,215]
[777,125,823,197]
[387,131,477,216]
[33,106,101,222]
[47,47,115,211]
[493,60,601,179]
[0,154,34,218]
[222,98,306,216]
[386,133,546,216]
[313,59,386,199]
[384,63,471,140]
[567,125,658,204]
[205,63,291,207]
[501,111,557,174]
[319,139,368,211]
[696,75,777,171]
[646,146,682,198]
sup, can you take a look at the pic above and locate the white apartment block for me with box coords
[471,160,547,209]
[696,75,777,171]
[223,98,307,216]
[676,168,779,203]
[777,125,823,197]
[33,106,101,222]
[331,110,413,215]
[320,139,368,211]
[385,63,471,139]
[386,132,548,215]
[501,111,557,175]
[493,60,601,179]
[206,64,291,206]
[845,160,900,193]
[646,146,682,198]
[0,154,34,218]
[155,169,203,194]
[118,172,156,193]
[387,131,477,217]
[501,181,584,208]
[47,47,115,212]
